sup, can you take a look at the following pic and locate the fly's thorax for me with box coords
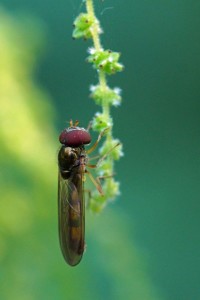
[58,145,87,179]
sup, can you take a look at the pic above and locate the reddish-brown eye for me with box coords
[59,127,91,147]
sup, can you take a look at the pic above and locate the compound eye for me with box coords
[59,127,91,147]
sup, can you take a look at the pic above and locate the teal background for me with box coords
[0,1,200,299]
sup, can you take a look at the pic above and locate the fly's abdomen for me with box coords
[58,171,85,266]
[67,196,84,256]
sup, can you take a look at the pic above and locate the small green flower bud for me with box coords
[87,49,123,75]
[92,112,113,132]
[89,178,120,212]
[89,193,106,213]
[103,178,120,200]
[72,13,101,39]
[90,84,122,107]
[97,159,113,176]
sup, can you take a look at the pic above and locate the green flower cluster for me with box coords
[92,111,113,131]
[73,13,101,39]
[89,178,120,213]
[90,84,122,107]
[87,48,123,75]
[89,134,123,212]
[73,1,124,212]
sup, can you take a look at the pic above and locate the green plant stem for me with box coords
[86,0,111,137]
[86,0,101,50]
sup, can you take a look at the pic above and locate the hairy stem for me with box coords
[86,0,111,135]
[86,0,102,50]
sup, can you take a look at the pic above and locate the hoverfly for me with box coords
[58,120,106,266]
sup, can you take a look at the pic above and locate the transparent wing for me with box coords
[58,169,85,266]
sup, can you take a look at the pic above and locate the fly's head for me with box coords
[59,124,91,148]
[58,122,91,179]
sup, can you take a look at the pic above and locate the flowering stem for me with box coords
[73,0,124,212]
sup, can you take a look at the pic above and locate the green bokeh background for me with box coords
[0,1,199,299]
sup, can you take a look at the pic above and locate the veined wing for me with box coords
[58,169,85,266]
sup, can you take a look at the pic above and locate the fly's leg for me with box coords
[87,142,120,168]
[85,169,103,195]
[86,128,120,196]
[86,128,110,155]
[86,120,93,131]
[84,173,113,208]
[85,168,115,196]
[86,142,120,194]
[85,171,115,208]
